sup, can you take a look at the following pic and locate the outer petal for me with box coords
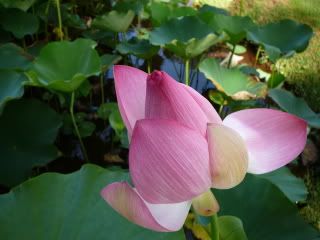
[207,124,248,189]
[130,119,211,203]
[223,109,307,174]
[145,71,218,136]
[114,65,147,137]
[101,182,191,232]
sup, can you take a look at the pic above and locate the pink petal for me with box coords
[101,182,191,232]
[145,71,216,136]
[183,85,222,124]
[114,65,147,137]
[130,119,211,203]
[223,109,307,174]
[207,124,248,189]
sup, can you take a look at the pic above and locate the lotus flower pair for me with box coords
[101,65,307,232]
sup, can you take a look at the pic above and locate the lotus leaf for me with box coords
[0,43,32,71]
[0,0,36,11]
[116,38,159,59]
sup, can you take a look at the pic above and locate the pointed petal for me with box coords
[145,71,215,136]
[114,65,147,137]
[130,119,211,203]
[101,182,191,232]
[207,124,248,189]
[183,85,222,124]
[223,109,307,174]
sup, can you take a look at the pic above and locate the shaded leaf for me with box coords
[268,88,320,128]
[27,39,101,92]
[199,58,267,100]
[97,102,118,120]
[0,0,36,11]
[0,99,62,187]
[116,38,159,59]
[0,43,32,71]
[0,164,185,240]
[101,54,122,72]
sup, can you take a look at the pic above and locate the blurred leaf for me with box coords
[267,72,285,88]
[218,216,248,240]
[0,43,32,71]
[92,10,135,32]
[109,110,125,135]
[0,70,27,113]
[116,38,159,59]
[0,99,62,187]
[208,90,227,105]
[227,43,246,54]
[77,121,96,138]
[199,58,267,100]
[214,174,319,240]
[149,16,224,59]
[0,164,185,240]
[63,112,95,138]
[26,39,101,92]
[76,80,92,97]
[247,19,313,62]
[268,88,320,128]
[0,0,36,11]
[198,4,229,16]
[101,54,122,72]
[97,102,118,120]
[258,167,308,202]
[0,8,39,38]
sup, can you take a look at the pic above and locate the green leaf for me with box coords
[92,10,135,32]
[267,72,285,88]
[214,174,319,240]
[26,39,101,92]
[97,102,118,120]
[0,8,39,38]
[109,110,125,135]
[101,54,122,72]
[218,216,248,240]
[0,164,185,240]
[268,88,320,128]
[247,19,313,62]
[0,70,27,113]
[199,58,267,100]
[149,16,224,59]
[258,167,308,203]
[77,121,96,138]
[0,0,36,11]
[227,43,247,55]
[0,43,32,71]
[116,38,159,59]
[0,99,62,187]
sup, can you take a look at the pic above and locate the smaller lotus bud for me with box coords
[192,190,220,216]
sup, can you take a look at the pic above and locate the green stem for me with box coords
[218,105,224,116]
[70,92,89,163]
[255,46,262,66]
[100,73,105,104]
[185,59,190,86]
[227,44,236,68]
[211,214,220,240]
[55,0,63,41]
[147,59,152,74]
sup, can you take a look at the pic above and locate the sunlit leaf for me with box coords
[92,10,135,32]
[0,99,62,187]
[247,19,313,62]
[0,164,185,240]
[199,58,267,100]
[214,174,319,240]
[268,88,320,128]
[218,216,248,240]
[26,39,101,92]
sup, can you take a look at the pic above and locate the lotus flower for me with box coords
[101,65,307,232]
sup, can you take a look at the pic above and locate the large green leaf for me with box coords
[258,167,308,203]
[116,38,159,59]
[149,16,224,59]
[268,88,320,128]
[0,99,62,187]
[0,8,39,38]
[0,164,185,240]
[218,216,248,240]
[214,174,319,240]
[199,58,267,100]
[0,70,27,112]
[247,19,313,62]
[92,10,135,32]
[0,0,36,11]
[0,43,32,71]
[26,39,101,92]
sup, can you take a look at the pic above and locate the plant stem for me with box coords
[147,59,152,74]
[185,59,190,86]
[100,73,105,104]
[211,214,220,240]
[227,44,236,68]
[254,46,262,66]
[218,105,224,116]
[55,0,63,41]
[70,92,89,162]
